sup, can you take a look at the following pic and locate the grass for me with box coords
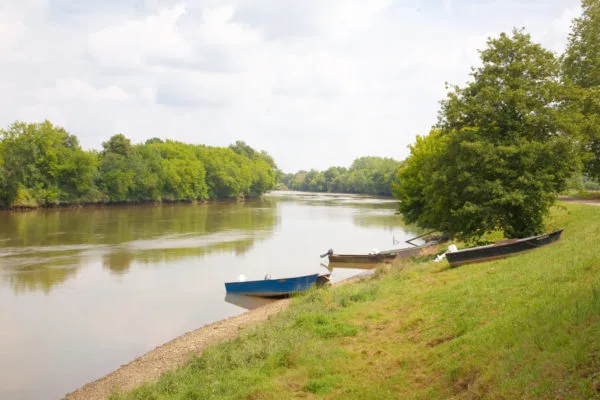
[111,202,600,399]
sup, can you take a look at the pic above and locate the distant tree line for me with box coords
[279,157,402,196]
[0,121,277,208]
[393,0,600,240]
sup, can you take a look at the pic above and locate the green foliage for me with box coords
[393,130,450,232]
[395,30,579,239]
[0,121,97,207]
[562,0,600,89]
[281,156,402,196]
[562,0,600,179]
[0,122,277,208]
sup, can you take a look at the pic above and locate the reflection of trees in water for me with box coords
[350,206,426,235]
[103,252,134,275]
[0,200,280,288]
[269,192,399,211]
[0,199,279,247]
[352,213,406,230]
[103,237,262,274]
[4,264,79,295]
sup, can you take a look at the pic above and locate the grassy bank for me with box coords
[110,203,600,399]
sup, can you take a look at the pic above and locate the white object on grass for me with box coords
[434,244,458,262]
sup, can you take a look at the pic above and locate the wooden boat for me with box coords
[321,246,426,264]
[224,273,331,298]
[445,229,564,268]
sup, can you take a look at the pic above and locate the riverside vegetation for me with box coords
[109,202,600,399]
[279,157,402,196]
[0,122,277,209]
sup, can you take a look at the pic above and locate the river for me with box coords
[0,191,420,400]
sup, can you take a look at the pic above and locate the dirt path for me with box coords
[558,196,600,206]
[62,272,374,400]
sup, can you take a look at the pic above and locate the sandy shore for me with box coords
[62,271,374,400]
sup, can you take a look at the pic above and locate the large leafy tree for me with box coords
[395,29,579,239]
[562,0,600,178]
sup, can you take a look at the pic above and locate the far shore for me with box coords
[0,196,262,213]
[62,270,375,400]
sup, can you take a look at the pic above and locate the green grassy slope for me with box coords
[112,203,600,400]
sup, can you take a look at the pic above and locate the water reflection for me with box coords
[103,252,133,275]
[0,201,279,293]
[223,293,277,310]
[4,264,79,294]
[268,191,423,235]
[0,192,420,400]
[223,262,377,311]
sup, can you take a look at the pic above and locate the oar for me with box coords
[405,230,437,247]
[320,248,334,258]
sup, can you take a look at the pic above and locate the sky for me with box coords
[0,0,582,173]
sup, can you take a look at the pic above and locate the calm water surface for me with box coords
[0,191,420,400]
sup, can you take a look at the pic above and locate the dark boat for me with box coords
[321,246,427,264]
[445,229,564,268]
[224,273,331,298]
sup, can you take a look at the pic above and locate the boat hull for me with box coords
[224,273,330,298]
[328,246,426,264]
[445,229,564,268]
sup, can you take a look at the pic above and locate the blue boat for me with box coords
[224,273,331,298]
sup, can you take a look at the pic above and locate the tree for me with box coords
[278,158,401,195]
[393,130,450,231]
[102,133,132,157]
[395,29,579,240]
[0,121,98,207]
[562,0,600,178]
[98,134,137,201]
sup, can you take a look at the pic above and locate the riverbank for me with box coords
[98,202,600,399]
[0,194,271,212]
[63,298,291,400]
[62,271,377,400]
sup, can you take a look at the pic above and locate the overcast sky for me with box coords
[0,0,582,172]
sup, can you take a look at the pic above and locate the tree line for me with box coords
[393,0,600,240]
[0,121,277,208]
[279,156,402,196]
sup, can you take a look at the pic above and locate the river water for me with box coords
[0,191,419,400]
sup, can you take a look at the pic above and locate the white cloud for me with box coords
[321,0,393,40]
[0,16,25,55]
[88,4,191,68]
[545,6,582,52]
[33,79,129,103]
[0,0,585,172]
[140,86,156,102]
[198,6,261,46]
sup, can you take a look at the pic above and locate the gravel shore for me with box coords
[62,271,374,400]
